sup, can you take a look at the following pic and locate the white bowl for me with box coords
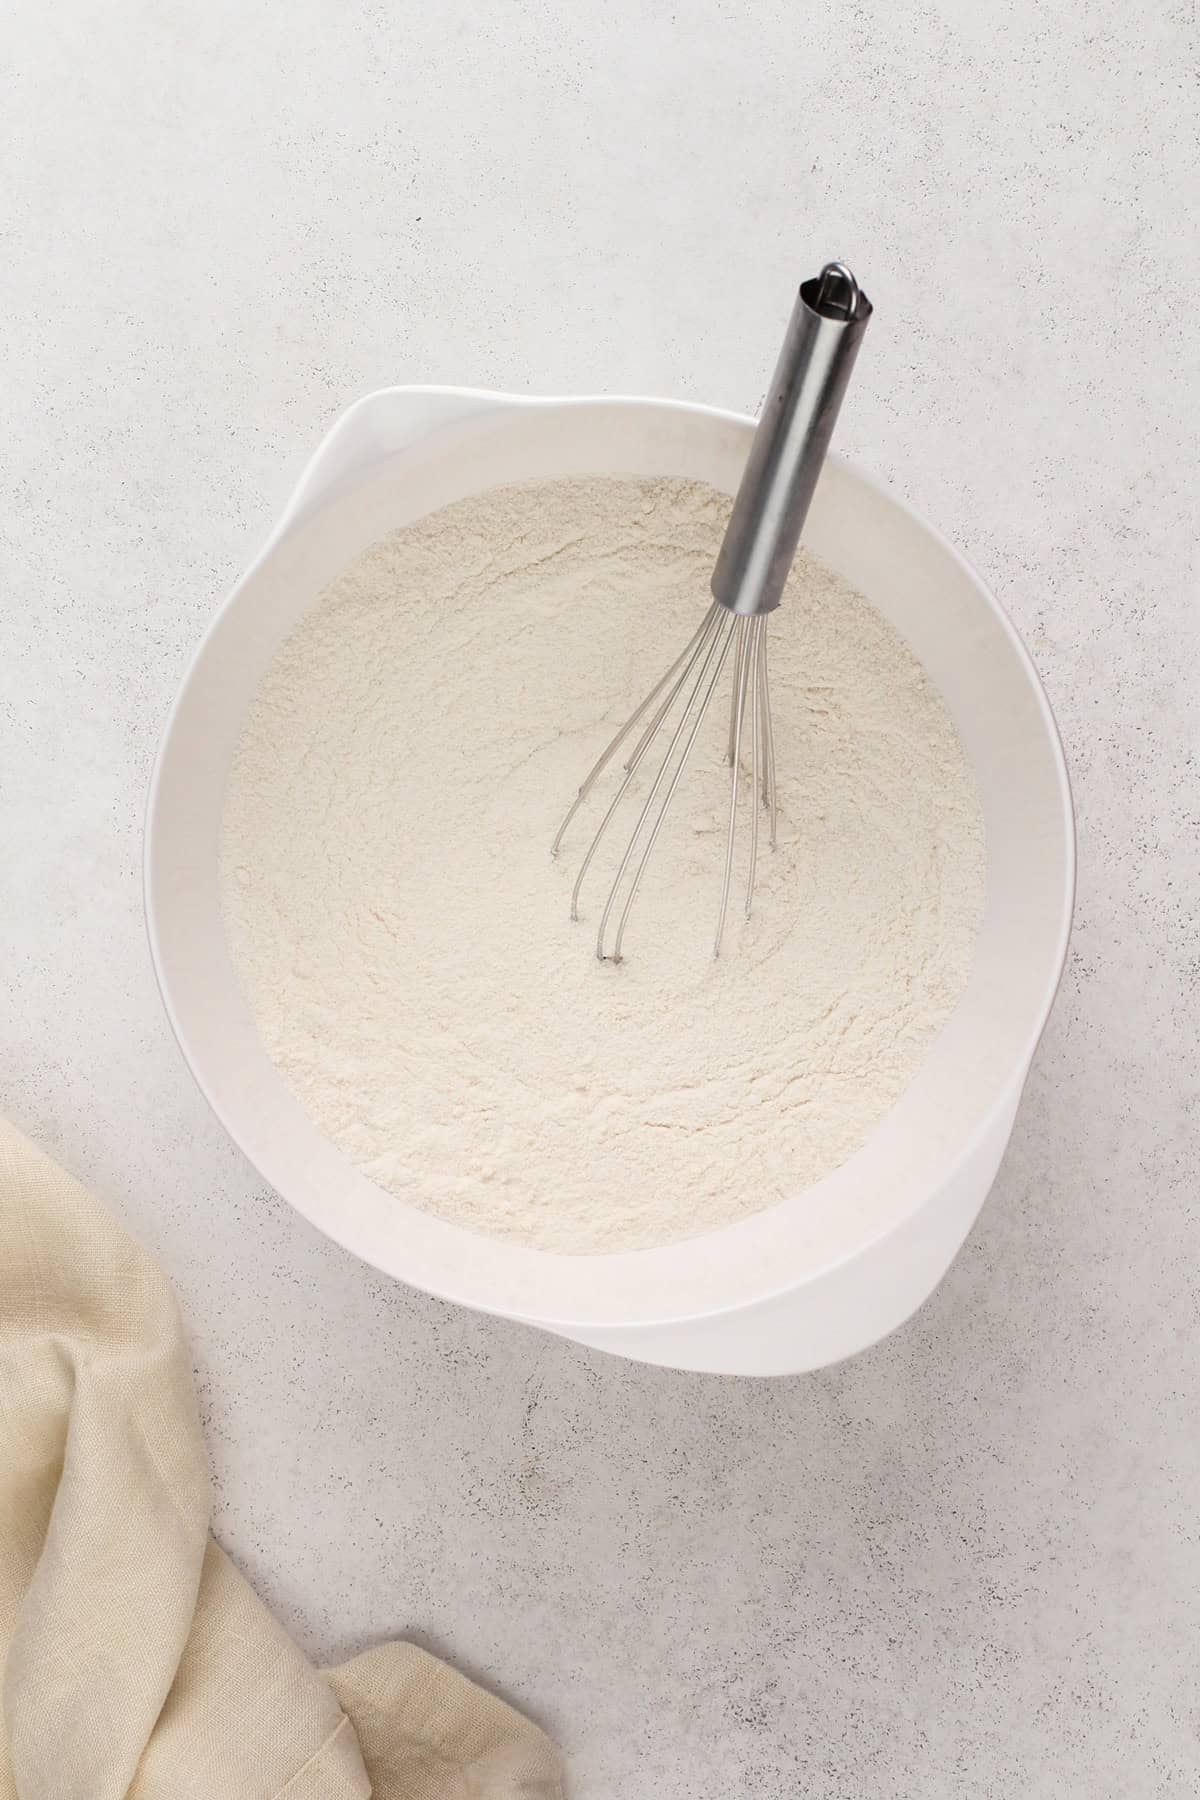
[146,387,1074,1375]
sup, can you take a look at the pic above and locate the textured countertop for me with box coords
[3,2,1197,1793]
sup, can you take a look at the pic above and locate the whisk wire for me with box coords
[726,617,747,764]
[757,623,777,847]
[556,605,780,961]
[714,616,750,957]
[551,604,716,863]
[607,614,737,963]
[565,605,722,921]
[747,616,762,919]
[623,605,717,773]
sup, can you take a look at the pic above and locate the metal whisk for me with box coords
[554,261,872,961]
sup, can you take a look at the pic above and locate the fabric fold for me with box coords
[0,1122,561,1800]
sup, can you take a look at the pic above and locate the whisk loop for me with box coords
[551,606,777,961]
[552,259,871,962]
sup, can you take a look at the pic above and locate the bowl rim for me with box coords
[145,385,1076,1329]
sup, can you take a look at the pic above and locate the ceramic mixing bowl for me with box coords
[145,387,1074,1374]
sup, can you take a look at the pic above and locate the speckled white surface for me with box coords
[2,2,1198,1793]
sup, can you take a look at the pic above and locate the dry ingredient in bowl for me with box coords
[221,477,984,1254]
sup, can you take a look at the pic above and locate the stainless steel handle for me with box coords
[711,262,872,618]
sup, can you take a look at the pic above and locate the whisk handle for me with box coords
[711,262,872,618]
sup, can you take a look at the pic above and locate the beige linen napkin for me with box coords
[0,1121,562,1799]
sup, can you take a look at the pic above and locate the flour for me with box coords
[221,477,984,1254]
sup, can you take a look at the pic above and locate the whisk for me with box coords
[553,260,872,962]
